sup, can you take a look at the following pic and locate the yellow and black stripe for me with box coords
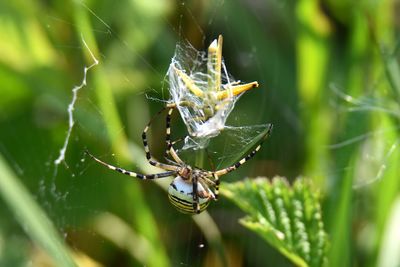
[164,107,184,164]
[86,150,176,180]
[168,194,210,215]
[214,124,273,176]
[141,113,180,171]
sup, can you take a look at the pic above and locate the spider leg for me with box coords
[165,107,185,164]
[213,124,273,177]
[164,137,184,160]
[86,150,177,179]
[197,179,214,199]
[212,173,220,200]
[192,176,200,214]
[199,173,219,200]
[142,108,179,171]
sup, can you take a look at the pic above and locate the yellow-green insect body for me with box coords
[168,35,258,143]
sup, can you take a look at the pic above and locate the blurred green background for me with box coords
[0,0,399,266]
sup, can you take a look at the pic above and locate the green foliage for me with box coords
[0,0,400,266]
[222,177,328,267]
[0,154,77,267]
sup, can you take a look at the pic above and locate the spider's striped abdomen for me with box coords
[168,176,211,214]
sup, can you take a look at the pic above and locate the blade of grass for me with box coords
[296,0,332,185]
[371,116,400,266]
[73,5,170,267]
[0,153,77,267]
[370,3,400,265]
[192,211,227,267]
[376,196,400,267]
[327,160,353,267]
[93,212,161,264]
[326,9,368,267]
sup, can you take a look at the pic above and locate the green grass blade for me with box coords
[221,177,328,267]
[296,0,331,184]
[376,197,400,267]
[73,5,169,266]
[381,42,400,103]
[0,153,77,267]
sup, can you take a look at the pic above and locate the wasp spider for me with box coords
[87,107,272,214]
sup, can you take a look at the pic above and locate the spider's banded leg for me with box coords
[204,173,219,200]
[198,174,219,200]
[192,176,201,214]
[213,124,273,177]
[198,179,215,199]
[86,151,176,179]
[165,107,173,150]
[165,107,184,164]
[199,174,217,186]
[212,173,220,200]
[163,137,184,158]
[142,108,178,171]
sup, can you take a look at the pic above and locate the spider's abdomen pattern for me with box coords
[168,176,210,214]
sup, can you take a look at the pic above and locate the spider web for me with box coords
[166,38,268,152]
[54,35,99,169]
[328,83,400,189]
[0,1,276,266]
[167,39,237,145]
[8,1,399,266]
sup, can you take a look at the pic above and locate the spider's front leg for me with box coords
[85,150,177,180]
[141,108,179,172]
[165,107,184,164]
